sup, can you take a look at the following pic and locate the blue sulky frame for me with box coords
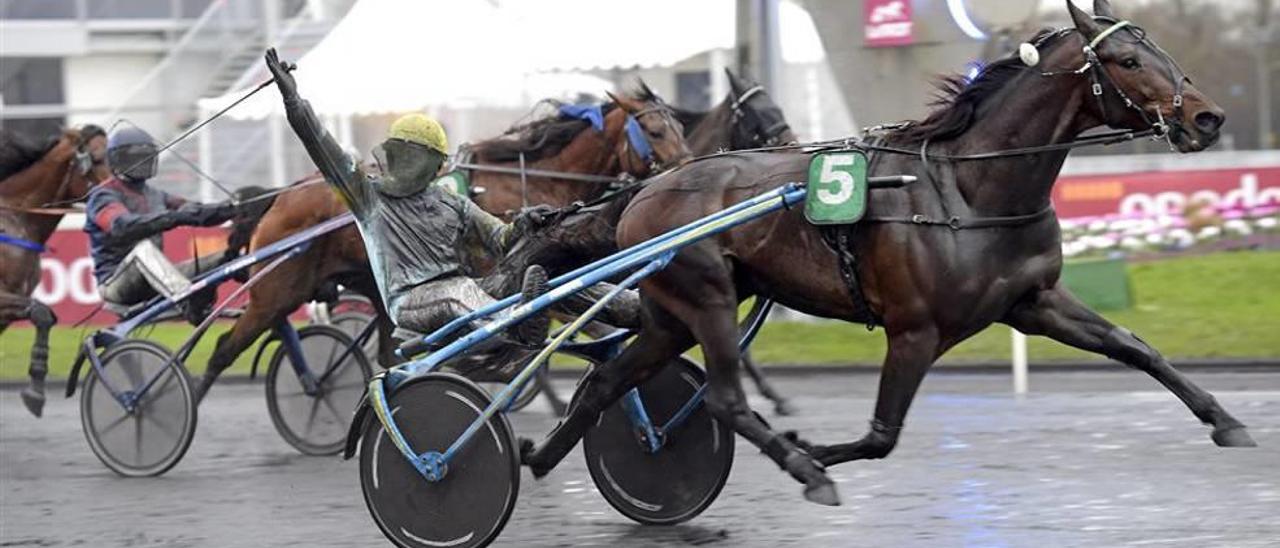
[64,213,358,411]
[364,183,811,482]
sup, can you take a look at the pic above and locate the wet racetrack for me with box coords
[3,370,1278,547]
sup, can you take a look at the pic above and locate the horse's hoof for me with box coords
[803,481,841,507]
[1212,426,1257,447]
[774,399,799,417]
[20,388,45,418]
[518,438,552,478]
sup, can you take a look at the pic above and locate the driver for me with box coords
[85,126,237,321]
[265,48,599,373]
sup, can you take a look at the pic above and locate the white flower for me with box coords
[1197,226,1222,239]
[1144,233,1164,245]
[1256,217,1278,229]
[1120,236,1145,249]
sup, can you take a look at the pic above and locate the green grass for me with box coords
[2,251,1278,381]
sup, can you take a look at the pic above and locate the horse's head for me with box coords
[1066,0,1224,152]
[606,86,691,173]
[725,69,796,148]
[46,125,109,205]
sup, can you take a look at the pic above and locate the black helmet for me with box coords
[106,126,158,182]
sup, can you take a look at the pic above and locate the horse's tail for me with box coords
[222,185,277,266]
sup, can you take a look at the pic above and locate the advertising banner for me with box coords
[1054,167,1280,219]
[864,0,914,48]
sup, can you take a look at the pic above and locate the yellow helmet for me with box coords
[387,113,448,153]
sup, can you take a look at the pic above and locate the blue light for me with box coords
[964,62,984,83]
[947,0,987,40]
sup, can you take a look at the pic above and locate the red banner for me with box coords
[864,0,914,48]
[1054,167,1280,219]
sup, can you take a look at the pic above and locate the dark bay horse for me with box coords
[521,0,1254,506]
[0,126,109,417]
[198,90,690,402]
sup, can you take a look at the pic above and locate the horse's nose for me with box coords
[1194,110,1225,134]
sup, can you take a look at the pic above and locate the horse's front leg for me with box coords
[1,295,56,414]
[802,326,939,467]
[1,291,56,417]
[1003,285,1255,447]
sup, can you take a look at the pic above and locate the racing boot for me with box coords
[508,264,550,346]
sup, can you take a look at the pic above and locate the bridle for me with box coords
[729,84,794,148]
[1039,17,1191,150]
[1,128,108,215]
[621,103,683,172]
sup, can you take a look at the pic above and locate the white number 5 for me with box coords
[816,155,855,205]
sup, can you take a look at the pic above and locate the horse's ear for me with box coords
[724,68,746,94]
[1067,0,1101,40]
[637,78,656,100]
[1092,0,1116,19]
[606,91,640,113]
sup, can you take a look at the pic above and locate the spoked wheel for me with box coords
[328,311,382,364]
[359,373,519,548]
[266,325,373,456]
[80,339,197,477]
[583,356,734,525]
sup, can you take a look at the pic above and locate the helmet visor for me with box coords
[108,143,158,181]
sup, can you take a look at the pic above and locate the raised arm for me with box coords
[263,48,369,209]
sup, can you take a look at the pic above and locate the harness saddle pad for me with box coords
[804,150,869,225]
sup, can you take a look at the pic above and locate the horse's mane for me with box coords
[893,29,1066,144]
[0,129,60,182]
[472,101,620,164]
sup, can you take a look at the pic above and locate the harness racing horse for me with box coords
[521,0,1254,507]
[0,126,110,417]
[493,72,803,414]
[466,90,691,217]
[198,90,690,403]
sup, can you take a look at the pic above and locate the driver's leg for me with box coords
[99,240,188,305]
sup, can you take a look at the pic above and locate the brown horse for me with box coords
[468,89,691,217]
[198,90,690,402]
[0,126,110,417]
[491,71,802,413]
[521,0,1253,507]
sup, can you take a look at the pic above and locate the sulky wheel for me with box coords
[266,324,373,456]
[80,339,197,477]
[328,311,382,363]
[359,372,519,548]
[583,356,734,525]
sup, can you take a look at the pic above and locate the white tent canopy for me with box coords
[199,0,824,118]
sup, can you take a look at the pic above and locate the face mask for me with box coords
[373,139,446,197]
[108,143,158,182]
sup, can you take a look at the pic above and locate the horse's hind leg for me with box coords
[521,301,693,477]
[1,292,56,417]
[800,326,939,467]
[1003,285,1255,447]
[742,350,797,416]
[691,302,839,505]
[641,249,837,505]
